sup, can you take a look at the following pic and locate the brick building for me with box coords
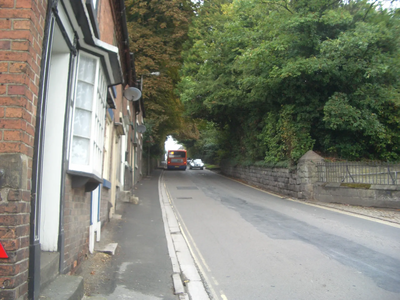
[0,0,145,299]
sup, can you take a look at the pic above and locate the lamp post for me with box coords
[139,71,160,176]
[147,141,151,177]
[140,72,160,92]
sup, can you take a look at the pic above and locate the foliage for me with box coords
[204,164,220,170]
[259,105,315,165]
[126,0,198,154]
[178,0,400,163]
[254,160,291,169]
[181,120,224,164]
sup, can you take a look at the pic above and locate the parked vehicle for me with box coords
[189,159,204,170]
[167,150,187,170]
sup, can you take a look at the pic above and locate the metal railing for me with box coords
[316,162,400,185]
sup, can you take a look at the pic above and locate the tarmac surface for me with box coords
[78,168,400,300]
[79,169,185,300]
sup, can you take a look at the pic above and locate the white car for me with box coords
[189,159,204,170]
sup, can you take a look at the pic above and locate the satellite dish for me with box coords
[123,87,142,101]
[137,125,146,133]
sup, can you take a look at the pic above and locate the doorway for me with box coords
[39,24,69,251]
[89,186,101,253]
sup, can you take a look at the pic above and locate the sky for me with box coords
[164,135,183,152]
[378,0,400,9]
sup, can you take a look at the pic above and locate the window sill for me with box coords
[67,170,102,192]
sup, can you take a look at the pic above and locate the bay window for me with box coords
[69,52,106,180]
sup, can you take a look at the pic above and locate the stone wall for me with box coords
[314,183,400,209]
[220,164,300,199]
[220,151,400,209]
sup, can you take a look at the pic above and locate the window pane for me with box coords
[78,56,96,84]
[76,81,94,110]
[73,108,91,138]
[71,136,90,165]
[169,151,186,158]
[92,65,107,176]
[70,53,96,169]
[69,52,106,177]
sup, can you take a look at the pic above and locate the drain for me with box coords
[176,186,198,190]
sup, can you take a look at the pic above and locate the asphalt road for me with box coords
[162,168,400,300]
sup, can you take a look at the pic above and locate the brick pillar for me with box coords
[0,0,48,299]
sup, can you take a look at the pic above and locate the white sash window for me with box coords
[69,52,106,178]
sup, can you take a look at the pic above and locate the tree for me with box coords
[179,0,400,162]
[126,0,198,154]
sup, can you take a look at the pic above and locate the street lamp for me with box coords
[140,72,160,92]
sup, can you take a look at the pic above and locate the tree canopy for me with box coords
[126,0,198,155]
[178,0,400,163]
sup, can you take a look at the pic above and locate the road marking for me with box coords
[165,187,212,274]
[211,276,219,286]
[219,174,400,229]
[163,177,221,300]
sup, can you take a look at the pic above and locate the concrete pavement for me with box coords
[79,169,209,300]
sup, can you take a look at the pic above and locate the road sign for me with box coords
[0,243,8,259]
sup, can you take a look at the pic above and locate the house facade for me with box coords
[0,0,145,299]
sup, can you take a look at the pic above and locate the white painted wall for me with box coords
[40,25,69,251]
[89,186,101,253]
[120,135,127,188]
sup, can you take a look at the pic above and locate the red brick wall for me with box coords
[99,0,115,45]
[62,176,91,275]
[62,185,111,275]
[99,0,128,83]
[0,0,47,299]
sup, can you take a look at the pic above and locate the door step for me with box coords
[39,251,84,299]
[40,251,59,290]
[39,275,84,300]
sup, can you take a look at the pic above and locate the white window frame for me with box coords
[68,52,107,179]
[92,0,99,10]
[103,112,113,180]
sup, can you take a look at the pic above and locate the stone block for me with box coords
[292,185,301,192]
[356,189,375,198]
[117,191,131,203]
[0,154,28,189]
[325,183,341,188]
[314,193,336,203]
[371,184,400,191]
[375,190,400,208]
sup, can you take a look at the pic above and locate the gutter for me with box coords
[67,0,123,84]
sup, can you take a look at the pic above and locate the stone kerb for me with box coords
[296,150,325,200]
